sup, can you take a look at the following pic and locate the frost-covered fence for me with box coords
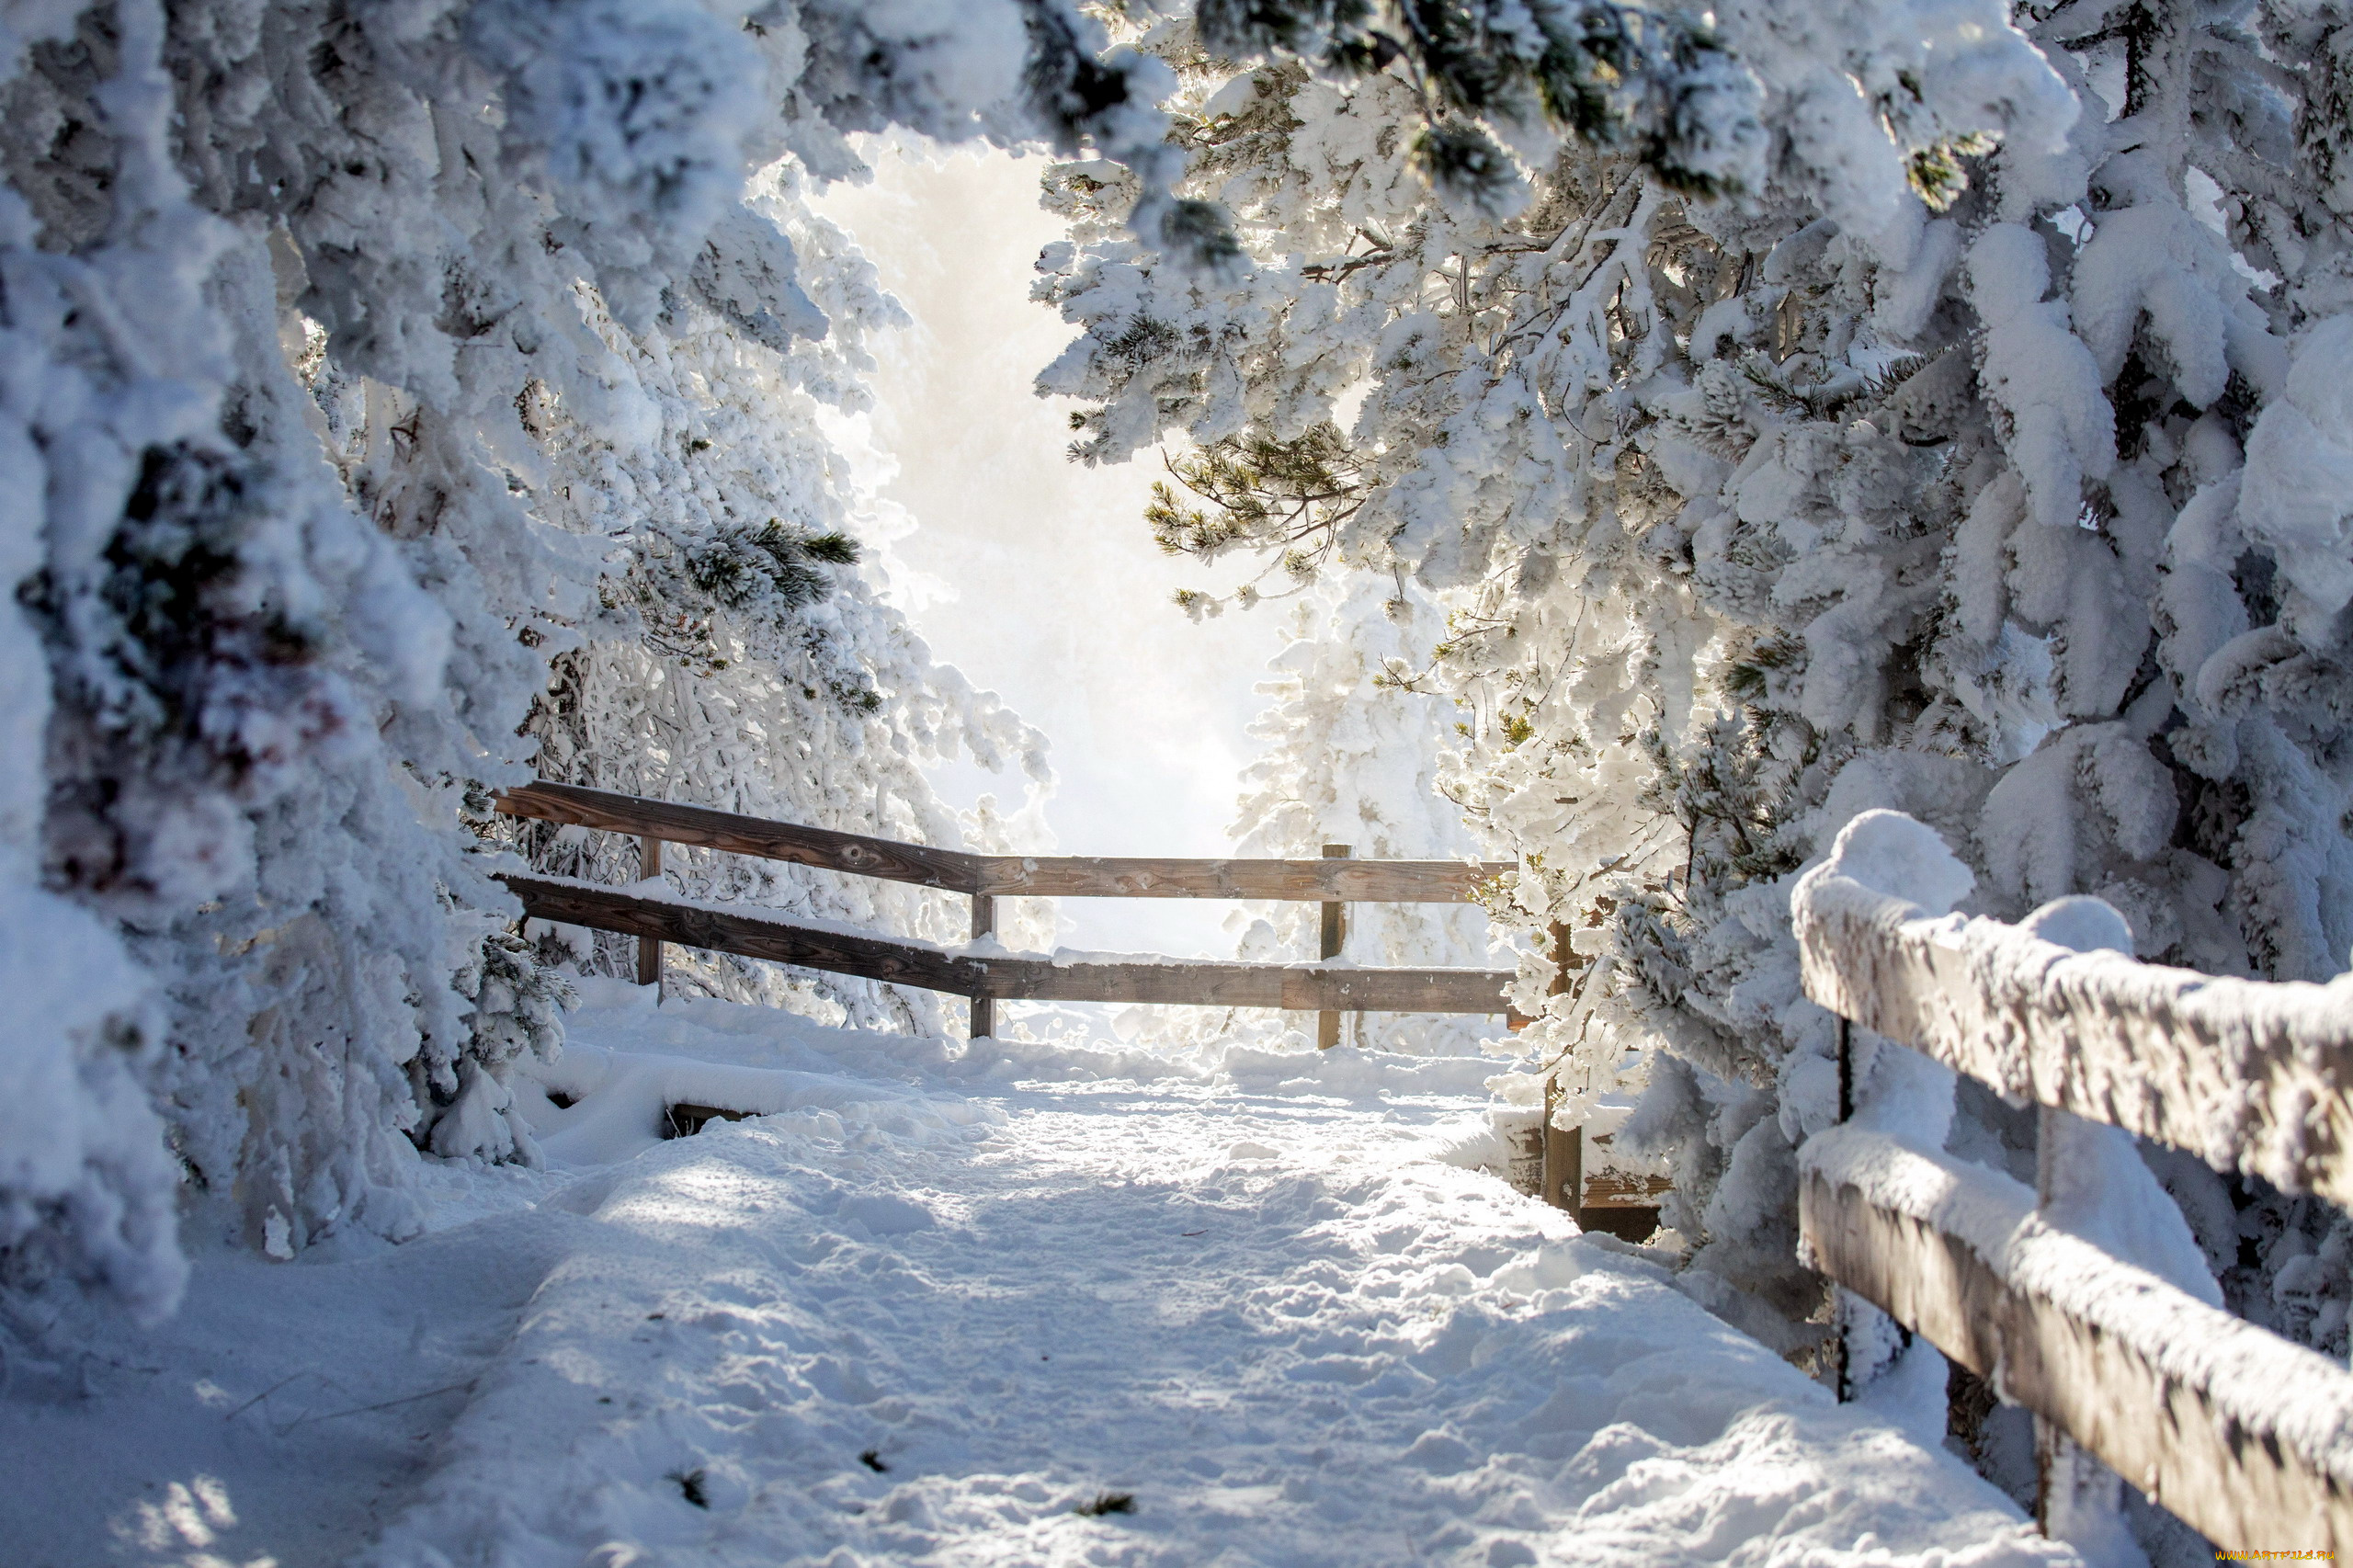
[495,782,1518,1030]
[1793,812,2353,1551]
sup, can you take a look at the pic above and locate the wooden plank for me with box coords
[1504,1113,1546,1199]
[503,874,979,995]
[1581,1132,1669,1208]
[1792,867,2353,1207]
[972,852,1506,902]
[1801,1126,2353,1552]
[498,780,1507,902]
[664,1103,752,1139]
[1580,1174,1671,1208]
[497,780,983,892]
[499,874,1518,1014]
[962,955,1518,1012]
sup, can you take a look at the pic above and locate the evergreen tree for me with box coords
[1222,571,1500,1053]
[1041,0,2353,1403]
[0,0,1159,1312]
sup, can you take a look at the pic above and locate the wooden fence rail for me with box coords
[498,780,1509,903]
[1802,1123,2353,1552]
[1792,817,2353,1551]
[502,875,1519,1014]
[493,784,1521,1032]
[1793,864,2353,1209]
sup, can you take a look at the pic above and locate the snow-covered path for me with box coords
[8,990,2074,1566]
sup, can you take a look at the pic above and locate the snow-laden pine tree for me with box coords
[0,0,1203,1318]
[1211,571,1495,1053]
[1040,2,2353,1367]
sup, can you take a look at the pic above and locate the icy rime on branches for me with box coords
[1038,2,2353,1371]
[0,0,1201,1313]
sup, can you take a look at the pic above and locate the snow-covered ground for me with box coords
[6,986,2073,1567]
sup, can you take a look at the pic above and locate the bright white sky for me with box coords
[813,144,1279,959]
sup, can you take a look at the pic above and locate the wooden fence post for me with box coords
[1833,1012,1852,1402]
[2033,1103,2132,1548]
[969,892,996,1040]
[1836,1012,1853,1123]
[1317,845,1350,1049]
[637,836,664,994]
[1540,920,1580,1215]
[1542,1073,1581,1215]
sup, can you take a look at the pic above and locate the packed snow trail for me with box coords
[6,986,2075,1566]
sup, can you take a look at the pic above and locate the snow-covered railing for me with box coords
[494,784,1519,1036]
[1794,846,2353,1208]
[1792,811,2353,1551]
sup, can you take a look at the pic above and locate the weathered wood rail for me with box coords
[1794,812,2353,1552]
[1803,1124,2353,1551]
[502,874,1519,1012]
[1797,868,2353,1209]
[499,780,1509,902]
[494,783,1519,1034]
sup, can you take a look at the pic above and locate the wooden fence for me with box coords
[1794,846,2353,1551]
[494,781,1519,1040]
